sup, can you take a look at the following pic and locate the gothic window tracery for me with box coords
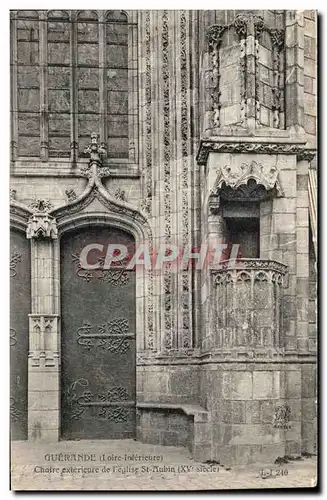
[16,10,40,157]
[106,11,129,159]
[12,10,134,162]
[47,10,71,157]
[77,11,100,156]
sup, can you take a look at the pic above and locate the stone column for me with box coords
[271,154,298,351]
[296,152,316,455]
[296,153,312,352]
[205,204,228,352]
[285,11,305,133]
[26,208,60,441]
[39,11,48,161]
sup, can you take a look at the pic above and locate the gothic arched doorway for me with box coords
[60,225,136,439]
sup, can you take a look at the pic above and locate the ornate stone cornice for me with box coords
[211,258,288,277]
[197,140,315,165]
[213,160,283,197]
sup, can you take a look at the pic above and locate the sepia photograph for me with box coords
[9,7,318,491]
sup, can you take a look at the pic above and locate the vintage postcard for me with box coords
[10,9,318,491]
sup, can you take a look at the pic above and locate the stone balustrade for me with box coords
[209,259,288,350]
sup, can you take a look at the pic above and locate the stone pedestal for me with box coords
[196,137,316,464]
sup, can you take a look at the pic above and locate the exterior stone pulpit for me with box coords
[196,132,316,463]
[194,9,317,464]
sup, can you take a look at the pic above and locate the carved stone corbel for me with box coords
[208,194,220,215]
[253,16,264,40]
[297,149,316,162]
[207,24,227,48]
[233,14,247,40]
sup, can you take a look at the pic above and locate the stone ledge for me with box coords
[137,402,208,422]
[136,403,210,461]
[137,352,317,366]
[10,161,141,178]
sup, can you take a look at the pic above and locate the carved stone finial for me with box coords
[84,132,107,164]
[29,199,53,213]
[10,189,16,201]
[65,189,77,202]
[80,133,110,180]
[26,214,58,240]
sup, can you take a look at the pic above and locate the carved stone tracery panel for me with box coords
[211,259,287,350]
[206,13,285,130]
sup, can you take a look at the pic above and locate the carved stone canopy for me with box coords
[221,181,273,203]
[26,213,58,240]
[207,13,284,47]
[208,160,283,212]
[24,198,57,239]
[214,160,283,197]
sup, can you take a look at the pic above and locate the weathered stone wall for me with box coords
[303,11,317,146]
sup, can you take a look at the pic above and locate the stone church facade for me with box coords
[10,10,317,465]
